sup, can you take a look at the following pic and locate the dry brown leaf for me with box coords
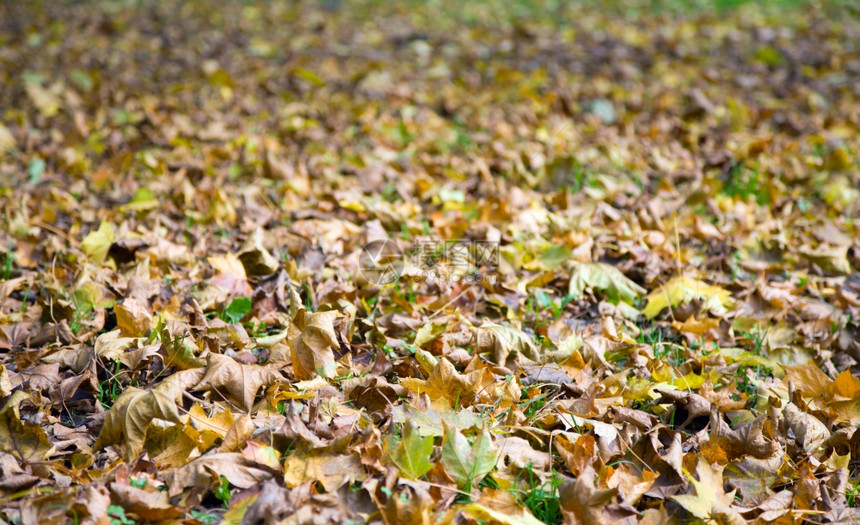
[163,452,273,496]
[0,406,53,463]
[288,309,341,379]
[282,446,364,492]
[193,353,282,411]
[108,482,185,521]
[559,464,617,525]
[114,298,153,337]
[400,357,493,407]
[782,401,830,455]
[208,252,253,295]
[95,371,201,460]
[93,329,139,360]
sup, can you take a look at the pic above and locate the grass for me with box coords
[722,164,770,205]
[734,364,773,408]
[214,475,234,508]
[847,480,860,507]
[2,244,13,280]
[511,463,563,525]
[637,326,685,367]
[97,360,124,410]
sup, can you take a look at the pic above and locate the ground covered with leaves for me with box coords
[1,0,859,523]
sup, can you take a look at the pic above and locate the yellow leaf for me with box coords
[81,221,116,264]
[0,403,54,462]
[672,460,737,520]
[400,357,493,407]
[0,124,15,152]
[208,252,252,295]
[283,447,364,492]
[642,276,734,319]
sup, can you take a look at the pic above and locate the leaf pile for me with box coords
[1,0,859,523]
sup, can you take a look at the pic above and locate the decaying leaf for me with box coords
[4,1,860,521]
[95,373,190,460]
[209,253,253,295]
[399,357,493,407]
[163,452,273,496]
[193,353,282,411]
[282,447,364,492]
[0,399,54,462]
[288,309,340,379]
[471,323,538,365]
[114,298,153,337]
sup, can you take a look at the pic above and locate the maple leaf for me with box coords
[0,393,54,462]
[208,253,252,295]
[672,459,744,523]
[463,489,546,525]
[559,464,617,525]
[95,372,192,460]
[282,446,365,492]
[440,422,498,490]
[193,353,283,411]
[108,483,185,521]
[400,357,493,407]
[81,221,116,264]
[386,420,434,480]
[162,452,273,497]
[93,329,139,360]
[568,262,646,303]
[288,309,340,379]
[237,228,279,276]
[471,323,539,365]
[114,298,153,337]
[642,276,735,319]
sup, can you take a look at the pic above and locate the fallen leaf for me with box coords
[440,423,498,490]
[672,459,743,523]
[288,309,340,379]
[386,420,435,480]
[568,262,645,303]
[81,222,116,264]
[472,323,539,365]
[0,405,53,463]
[114,298,153,337]
[193,353,282,411]
[108,483,185,521]
[400,357,493,407]
[163,452,273,496]
[282,447,364,492]
[642,276,734,319]
[95,371,198,460]
[209,253,253,295]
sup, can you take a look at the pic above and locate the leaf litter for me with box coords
[0,0,859,524]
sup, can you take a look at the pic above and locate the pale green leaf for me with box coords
[441,423,498,490]
[568,262,645,304]
[386,420,434,479]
